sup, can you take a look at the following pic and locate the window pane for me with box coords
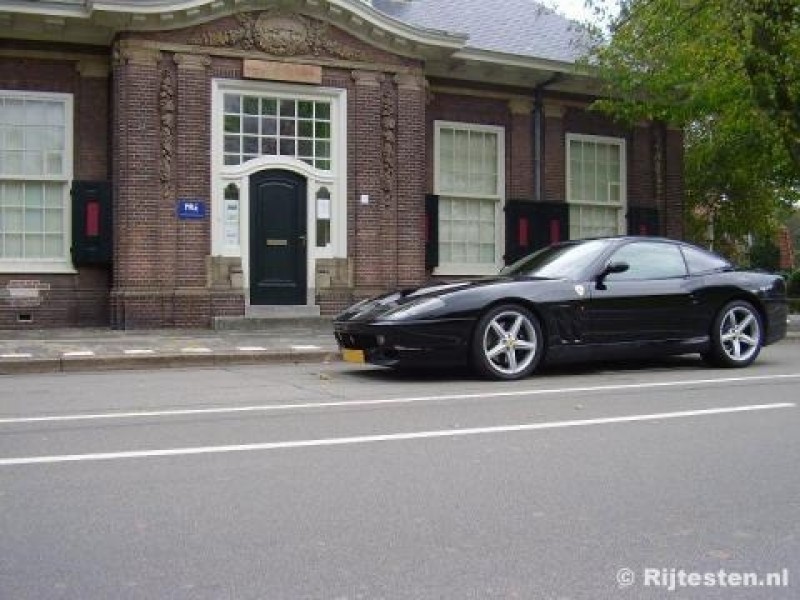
[261,137,277,155]
[224,115,240,133]
[223,94,240,113]
[243,136,258,154]
[25,208,43,231]
[224,135,240,153]
[243,96,259,115]
[44,234,63,258]
[4,233,22,257]
[279,100,295,117]
[315,102,330,120]
[262,98,277,116]
[243,116,258,135]
[280,119,295,137]
[279,139,295,156]
[298,101,313,118]
[45,209,61,232]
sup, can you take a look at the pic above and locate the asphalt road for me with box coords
[1,344,798,599]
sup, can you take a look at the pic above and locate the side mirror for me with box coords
[596,261,629,289]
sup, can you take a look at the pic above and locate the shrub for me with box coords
[749,238,781,271]
[787,270,800,297]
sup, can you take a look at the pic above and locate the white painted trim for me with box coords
[565,132,627,239]
[433,120,505,276]
[210,79,347,307]
[0,90,74,274]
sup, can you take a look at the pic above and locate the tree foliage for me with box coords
[584,0,800,243]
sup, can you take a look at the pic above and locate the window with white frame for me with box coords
[567,134,625,240]
[0,91,72,271]
[222,93,332,170]
[435,122,504,274]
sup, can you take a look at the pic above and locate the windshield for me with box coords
[500,239,615,280]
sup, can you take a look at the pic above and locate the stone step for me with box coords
[213,305,332,331]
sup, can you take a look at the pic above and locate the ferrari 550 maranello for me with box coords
[333,237,788,380]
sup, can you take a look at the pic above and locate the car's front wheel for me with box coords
[471,304,544,380]
[703,300,763,368]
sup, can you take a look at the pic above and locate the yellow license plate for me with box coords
[342,348,365,363]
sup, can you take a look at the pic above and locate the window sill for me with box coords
[0,261,78,275]
[433,264,500,277]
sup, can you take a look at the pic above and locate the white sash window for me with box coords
[567,134,626,240]
[0,91,73,272]
[434,121,505,275]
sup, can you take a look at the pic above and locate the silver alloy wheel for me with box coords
[719,305,761,363]
[482,310,538,376]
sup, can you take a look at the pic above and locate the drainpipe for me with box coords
[533,74,563,203]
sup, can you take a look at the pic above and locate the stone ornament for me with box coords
[160,65,176,199]
[191,11,362,60]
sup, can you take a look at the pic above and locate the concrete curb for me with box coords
[0,349,340,375]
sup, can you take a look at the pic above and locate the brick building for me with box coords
[0,0,683,329]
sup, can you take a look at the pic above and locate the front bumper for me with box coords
[333,318,473,368]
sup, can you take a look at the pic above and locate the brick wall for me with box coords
[0,54,111,329]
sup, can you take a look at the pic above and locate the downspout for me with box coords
[532,74,562,203]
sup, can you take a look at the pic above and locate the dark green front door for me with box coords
[250,170,307,305]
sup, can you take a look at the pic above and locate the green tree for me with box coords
[584,0,800,244]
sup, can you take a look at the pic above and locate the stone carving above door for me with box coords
[190,11,362,60]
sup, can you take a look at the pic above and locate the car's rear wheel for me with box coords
[471,304,543,380]
[702,300,763,368]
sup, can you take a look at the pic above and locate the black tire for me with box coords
[702,300,763,368]
[471,304,544,380]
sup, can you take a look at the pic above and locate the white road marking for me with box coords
[0,403,793,467]
[181,347,212,354]
[62,351,95,357]
[123,349,155,355]
[0,353,33,359]
[237,346,266,352]
[1,372,799,426]
[291,345,322,351]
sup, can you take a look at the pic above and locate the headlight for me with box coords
[381,297,445,321]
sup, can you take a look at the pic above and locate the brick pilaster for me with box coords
[351,70,384,297]
[395,73,427,286]
[543,103,566,203]
[508,98,534,200]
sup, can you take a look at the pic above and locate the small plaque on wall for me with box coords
[243,59,322,85]
[177,199,206,219]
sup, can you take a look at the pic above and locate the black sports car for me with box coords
[334,237,788,380]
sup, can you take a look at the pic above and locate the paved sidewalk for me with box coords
[0,320,339,375]
[0,315,797,375]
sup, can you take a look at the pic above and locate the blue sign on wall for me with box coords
[177,199,206,219]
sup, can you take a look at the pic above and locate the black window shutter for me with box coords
[425,194,439,270]
[505,200,569,264]
[627,207,660,236]
[71,181,113,266]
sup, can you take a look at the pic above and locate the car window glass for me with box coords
[606,242,688,280]
[500,239,615,280]
[681,244,732,274]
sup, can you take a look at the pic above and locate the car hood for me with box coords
[334,276,553,322]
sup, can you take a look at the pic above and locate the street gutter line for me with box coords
[0,403,793,467]
[1,372,800,426]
